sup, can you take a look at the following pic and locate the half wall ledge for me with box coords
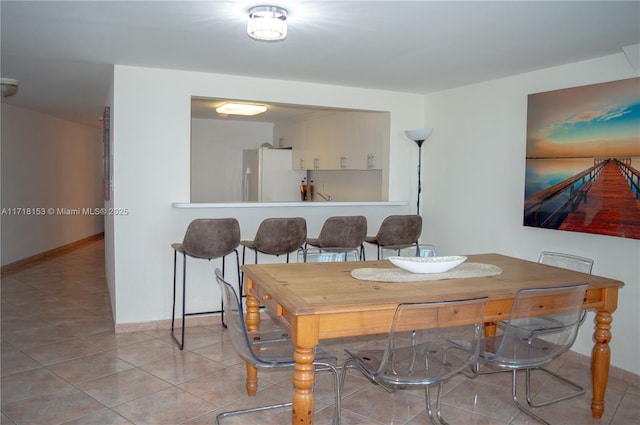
[172,201,408,208]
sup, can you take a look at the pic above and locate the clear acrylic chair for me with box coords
[214,268,341,425]
[365,215,423,260]
[340,297,487,425]
[538,251,594,274]
[472,283,588,425]
[494,251,593,334]
[482,253,593,409]
[297,247,360,262]
[536,251,593,328]
[380,243,437,259]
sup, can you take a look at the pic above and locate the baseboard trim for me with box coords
[1,233,104,276]
[569,350,640,387]
[115,314,222,334]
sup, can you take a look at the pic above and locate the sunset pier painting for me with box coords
[524,77,640,240]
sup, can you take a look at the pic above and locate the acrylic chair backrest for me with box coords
[297,248,360,262]
[215,268,256,363]
[215,268,290,368]
[494,283,588,367]
[538,251,593,274]
[181,218,240,259]
[380,243,436,259]
[379,297,487,382]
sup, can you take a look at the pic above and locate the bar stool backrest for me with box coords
[374,215,422,246]
[182,218,240,259]
[316,216,367,248]
[253,217,307,255]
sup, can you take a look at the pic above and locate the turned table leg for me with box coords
[244,277,260,396]
[484,321,497,337]
[591,310,612,419]
[290,315,320,425]
[292,346,315,424]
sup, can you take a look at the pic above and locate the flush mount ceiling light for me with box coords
[247,5,288,41]
[1,78,19,98]
[216,102,267,116]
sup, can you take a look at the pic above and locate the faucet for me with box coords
[315,192,332,201]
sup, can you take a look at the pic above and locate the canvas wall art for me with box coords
[524,77,640,240]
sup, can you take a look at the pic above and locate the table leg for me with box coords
[244,277,260,396]
[245,362,258,396]
[292,346,315,424]
[591,310,612,419]
[484,321,497,337]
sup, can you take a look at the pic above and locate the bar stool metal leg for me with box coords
[171,249,180,347]
[171,250,188,350]
[171,249,241,350]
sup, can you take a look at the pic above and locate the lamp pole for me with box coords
[415,139,424,215]
[404,128,433,216]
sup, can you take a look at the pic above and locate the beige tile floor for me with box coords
[1,239,638,424]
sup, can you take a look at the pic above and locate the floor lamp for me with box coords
[404,128,433,215]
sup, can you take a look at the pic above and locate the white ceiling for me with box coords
[1,1,639,127]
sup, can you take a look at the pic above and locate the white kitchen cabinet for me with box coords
[275,110,387,171]
[333,111,386,170]
[275,120,309,170]
[354,112,386,170]
[305,113,340,170]
[331,112,355,169]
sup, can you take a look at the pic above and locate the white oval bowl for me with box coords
[388,255,467,274]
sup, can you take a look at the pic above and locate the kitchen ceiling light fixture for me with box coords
[1,78,19,98]
[405,128,434,215]
[216,102,267,116]
[247,5,288,41]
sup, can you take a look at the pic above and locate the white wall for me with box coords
[423,53,640,374]
[103,69,115,319]
[111,65,424,325]
[191,119,274,202]
[0,104,103,265]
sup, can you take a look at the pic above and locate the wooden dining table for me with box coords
[241,253,623,424]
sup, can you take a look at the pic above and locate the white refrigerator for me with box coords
[242,148,306,202]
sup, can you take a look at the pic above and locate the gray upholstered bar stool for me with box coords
[240,217,307,289]
[364,214,423,260]
[305,215,367,260]
[171,218,240,350]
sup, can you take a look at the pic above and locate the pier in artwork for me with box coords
[524,158,640,239]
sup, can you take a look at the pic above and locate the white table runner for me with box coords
[351,262,502,282]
